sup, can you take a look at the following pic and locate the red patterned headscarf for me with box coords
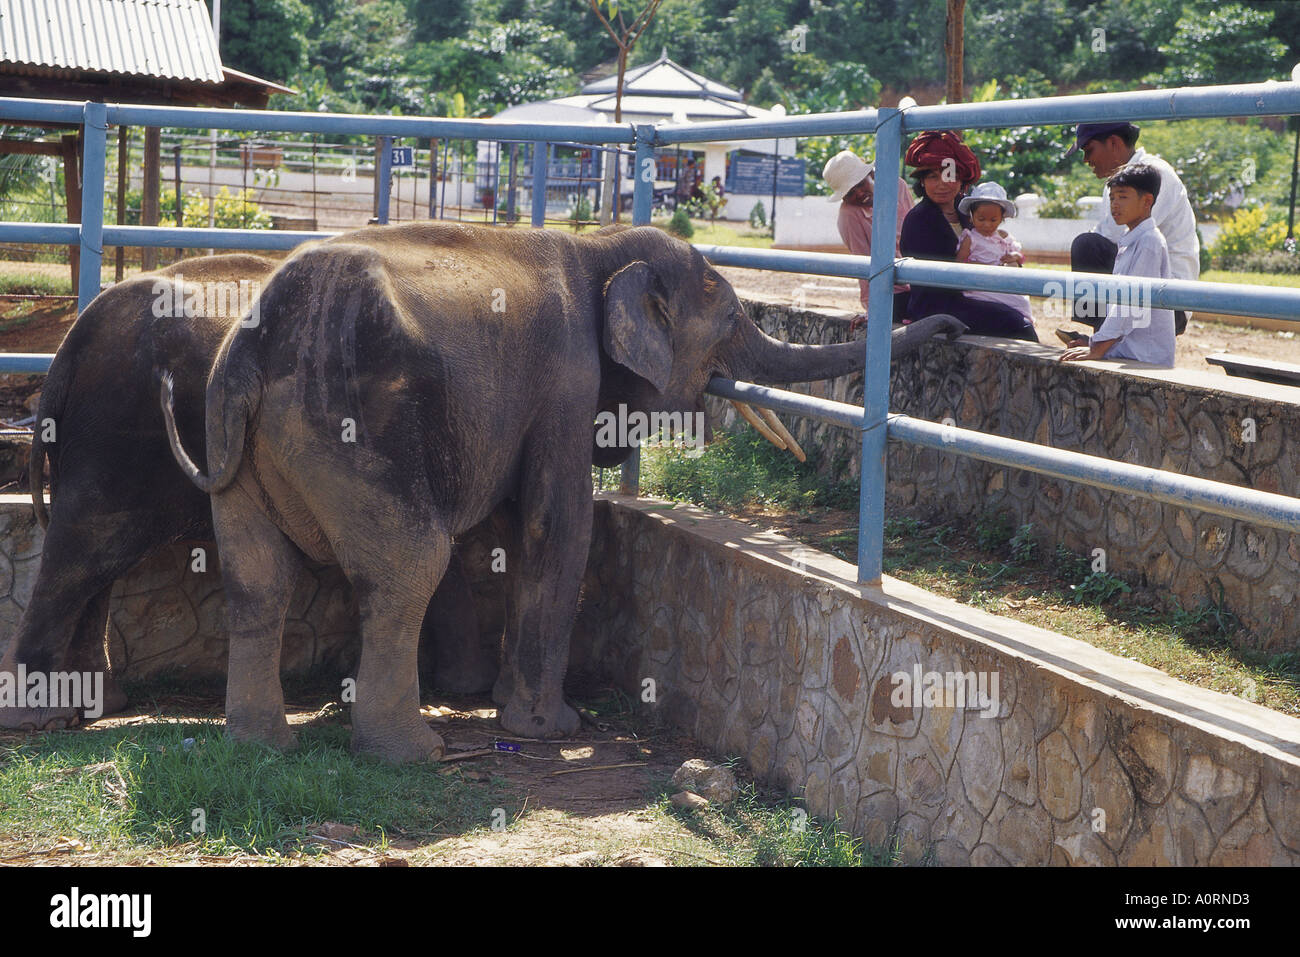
[904,130,981,185]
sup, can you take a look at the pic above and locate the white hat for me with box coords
[957,181,1017,218]
[823,150,872,203]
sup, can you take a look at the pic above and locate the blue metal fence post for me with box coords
[77,101,107,315]
[618,124,658,497]
[376,135,393,224]
[857,106,901,584]
[632,124,655,226]
[531,142,548,227]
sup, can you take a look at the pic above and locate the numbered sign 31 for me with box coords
[390,146,415,169]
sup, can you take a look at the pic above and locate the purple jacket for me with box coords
[899,196,971,320]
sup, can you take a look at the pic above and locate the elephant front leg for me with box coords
[496,461,591,739]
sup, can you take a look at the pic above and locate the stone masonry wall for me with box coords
[723,296,1300,654]
[572,494,1300,866]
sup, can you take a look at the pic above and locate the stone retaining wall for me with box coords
[722,296,1300,653]
[572,494,1300,866]
[4,487,1298,864]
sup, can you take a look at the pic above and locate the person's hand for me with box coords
[1060,346,1092,362]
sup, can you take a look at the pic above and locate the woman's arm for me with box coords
[957,232,972,262]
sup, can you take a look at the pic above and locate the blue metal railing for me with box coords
[2,82,1300,586]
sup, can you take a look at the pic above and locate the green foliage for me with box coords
[1009,524,1037,564]
[748,200,767,229]
[1217,249,1300,273]
[684,181,727,224]
[666,206,694,238]
[1034,175,1090,219]
[974,510,1014,552]
[569,193,593,230]
[1147,3,1287,87]
[1138,118,1293,217]
[1053,543,1091,581]
[963,73,1077,196]
[0,720,501,855]
[183,188,274,230]
[1070,569,1132,606]
[640,427,857,512]
[1210,205,1288,260]
[220,0,313,84]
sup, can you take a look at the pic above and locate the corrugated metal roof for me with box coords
[0,0,224,84]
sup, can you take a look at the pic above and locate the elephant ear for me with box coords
[603,260,673,393]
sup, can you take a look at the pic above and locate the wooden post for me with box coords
[61,133,81,295]
[142,127,160,270]
[116,125,127,282]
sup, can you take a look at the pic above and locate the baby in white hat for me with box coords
[956,182,1032,321]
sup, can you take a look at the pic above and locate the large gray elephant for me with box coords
[0,253,490,732]
[162,222,964,762]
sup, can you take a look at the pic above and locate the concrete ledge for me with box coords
[729,298,1300,652]
[572,493,1300,865]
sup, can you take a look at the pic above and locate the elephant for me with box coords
[161,221,965,762]
[0,253,493,732]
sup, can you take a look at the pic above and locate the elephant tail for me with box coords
[28,348,72,529]
[161,328,260,495]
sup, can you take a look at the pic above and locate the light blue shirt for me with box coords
[1093,218,1176,368]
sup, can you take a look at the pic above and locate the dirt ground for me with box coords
[0,688,736,867]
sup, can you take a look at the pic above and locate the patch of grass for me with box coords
[0,270,72,297]
[974,510,1014,552]
[0,718,504,857]
[653,780,909,866]
[1009,523,1038,564]
[640,427,856,512]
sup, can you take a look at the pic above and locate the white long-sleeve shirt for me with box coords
[1093,218,1176,368]
[1094,146,1199,284]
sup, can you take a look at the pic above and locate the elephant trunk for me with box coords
[729,318,867,385]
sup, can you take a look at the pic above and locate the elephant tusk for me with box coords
[731,400,786,450]
[759,407,806,463]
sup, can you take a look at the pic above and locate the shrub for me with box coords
[1210,205,1286,261]
[666,206,694,239]
[748,200,767,229]
[1216,249,1300,274]
[568,193,592,231]
[1034,175,1090,220]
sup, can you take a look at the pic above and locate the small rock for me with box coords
[612,851,669,867]
[670,759,738,804]
[546,850,602,867]
[670,790,710,811]
[314,822,359,841]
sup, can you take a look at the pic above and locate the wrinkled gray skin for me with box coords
[0,253,491,732]
[162,222,964,762]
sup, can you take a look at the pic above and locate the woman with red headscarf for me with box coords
[898,130,1038,341]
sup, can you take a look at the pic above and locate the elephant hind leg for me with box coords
[213,487,306,751]
[345,532,450,764]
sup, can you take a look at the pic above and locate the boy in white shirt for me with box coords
[1060,164,1175,368]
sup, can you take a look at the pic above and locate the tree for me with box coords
[945,0,965,103]
[588,0,666,223]
[1147,3,1287,87]
[220,0,313,84]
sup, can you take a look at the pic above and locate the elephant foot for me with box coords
[499,694,580,739]
[91,675,129,720]
[0,705,81,732]
[226,714,297,751]
[351,721,445,764]
[490,670,516,709]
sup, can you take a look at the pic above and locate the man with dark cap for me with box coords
[1060,121,1198,345]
